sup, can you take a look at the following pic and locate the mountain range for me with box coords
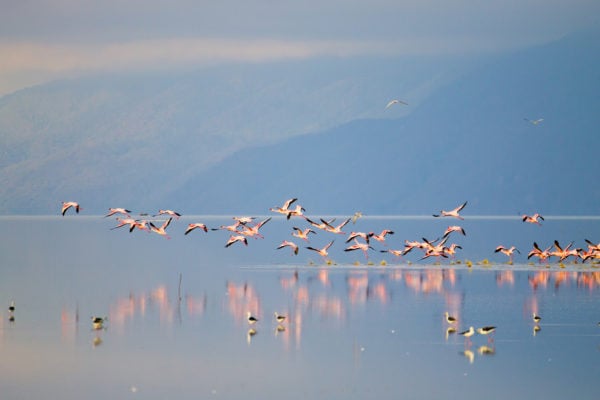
[1,27,598,215]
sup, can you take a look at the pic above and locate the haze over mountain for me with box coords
[171,28,600,216]
[1,28,598,215]
[0,55,469,214]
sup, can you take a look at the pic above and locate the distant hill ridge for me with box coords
[1,28,598,215]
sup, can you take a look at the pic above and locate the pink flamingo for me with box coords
[433,201,467,220]
[522,213,544,225]
[61,201,81,216]
[185,223,209,235]
[149,217,173,239]
[495,245,520,263]
[276,240,299,255]
[306,240,335,260]
[225,235,248,248]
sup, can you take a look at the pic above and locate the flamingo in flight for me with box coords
[433,201,467,220]
[495,245,520,263]
[379,249,404,259]
[154,209,181,219]
[61,201,81,216]
[225,235,248,248]
[522,213,544,225]
[320,218,351,235]
[550,240,581,262]
[444,243,462,259]
[213,221,244,233]
[132,219,150,232]
[306,240,335,260]
[239,217,271,239]
[369,229,394,244]
[110,217,148,233]
[305,217,337,231]
[346,231,372,244]
[104,208,131,218]
[232,216,255,225]
[185,223,209,235]
[269,198,298,216]
[344,239,374,260]
[276,240,299,255]
[285,204,306,220]
[527,242,551,264]
[443,226,466,237]
[149,217,173,239]
[292,227,316,242]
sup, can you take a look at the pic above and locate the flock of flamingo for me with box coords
[60,198,600,265]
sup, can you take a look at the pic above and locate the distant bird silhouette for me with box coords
[385,99,408,109]
[524,118,544,125]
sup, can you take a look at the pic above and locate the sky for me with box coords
[0,0,598,96]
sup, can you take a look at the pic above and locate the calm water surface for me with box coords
[0,216,599,399]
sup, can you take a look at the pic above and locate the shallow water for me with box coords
[0,216,599,399]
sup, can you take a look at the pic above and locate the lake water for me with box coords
[1,215,599,399]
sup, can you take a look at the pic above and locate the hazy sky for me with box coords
[1,0,598,95]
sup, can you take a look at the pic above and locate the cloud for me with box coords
[0,34,547,74]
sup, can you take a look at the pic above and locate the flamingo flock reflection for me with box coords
[45,266,600,352]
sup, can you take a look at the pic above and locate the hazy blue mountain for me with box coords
[169,28,600,216]
[0,56,470,214]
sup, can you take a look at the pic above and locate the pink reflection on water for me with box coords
[347,271,369,305]
[225,281,261,325]
[496,270,515,287]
